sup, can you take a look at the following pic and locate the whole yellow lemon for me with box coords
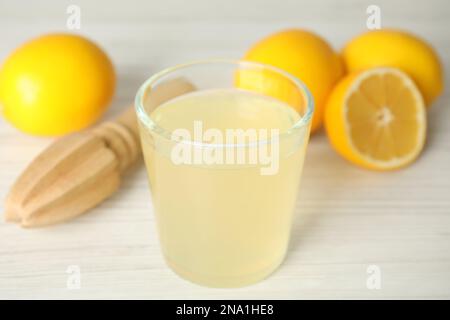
[242,29,343,133]
[342,29,443,106]
[0,33,115,136]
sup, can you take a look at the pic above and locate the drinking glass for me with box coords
[135,60,313,287]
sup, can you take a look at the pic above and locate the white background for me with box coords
[0,0,449,299]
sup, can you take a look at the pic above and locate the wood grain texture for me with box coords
[0,0,449,299]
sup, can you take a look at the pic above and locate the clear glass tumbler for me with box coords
[135,60,313,287]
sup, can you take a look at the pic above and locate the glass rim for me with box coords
[135,59,314,148]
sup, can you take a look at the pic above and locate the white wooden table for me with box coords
[1,0,449,299]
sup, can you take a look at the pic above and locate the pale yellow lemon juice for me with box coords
[136,61,313,287]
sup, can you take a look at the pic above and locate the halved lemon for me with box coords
[324,67,426,170]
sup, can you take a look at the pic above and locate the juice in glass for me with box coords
[136,60,313,287]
